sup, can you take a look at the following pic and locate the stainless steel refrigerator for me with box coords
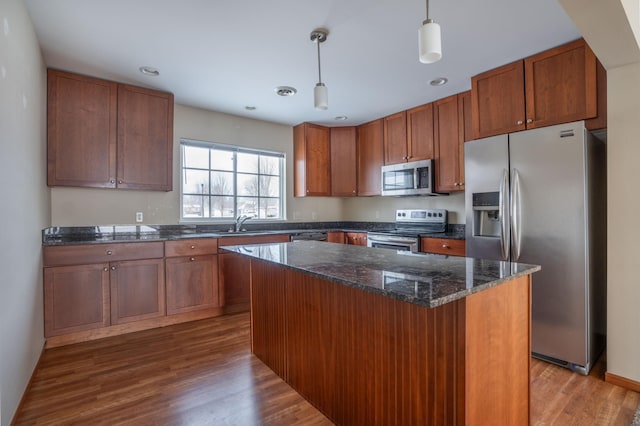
[464,120,606,374]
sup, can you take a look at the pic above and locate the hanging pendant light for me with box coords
[419,0,442,64]
[310,29,329,110]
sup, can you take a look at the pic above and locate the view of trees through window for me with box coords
[181,141,284,220]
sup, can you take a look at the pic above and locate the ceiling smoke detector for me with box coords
[275,86,297,97]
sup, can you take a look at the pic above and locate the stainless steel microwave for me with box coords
[381,159,435,196]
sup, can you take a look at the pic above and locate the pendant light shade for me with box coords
[314,83,328,110]
[419,20,442,64]
[419,0,442,64]
[310,29,329,111]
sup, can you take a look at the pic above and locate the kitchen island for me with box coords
[222,241,540,426]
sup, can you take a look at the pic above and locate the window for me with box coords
[180,139,285,221]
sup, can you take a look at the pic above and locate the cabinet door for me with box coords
[525,38,597,129]
[110,258,165,324]
[357,119,384,196]
[165,255,219,315]
[219,252,251,307]
[407,103,435,162]
[330,127,357,196]
[294,123,331,197]
[117,84,174,191]
[435,95,463,192]
[345,232,367,246]
[44,264,110,337]
[383,111,408,165]
[327,231,345,243]
[471,61,526,139]
[47,69,117,188]
[420,238,466,256]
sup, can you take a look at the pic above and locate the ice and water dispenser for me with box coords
[472,192,501,237]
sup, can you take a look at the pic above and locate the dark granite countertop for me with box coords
[220,241,540,308]
[42,223,465,245]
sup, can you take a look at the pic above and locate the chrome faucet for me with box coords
[234,215,252,232]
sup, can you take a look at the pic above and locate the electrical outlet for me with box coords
[311,212,318,220]
[135,212,143,223]
[375,210,380,219]
[293,211,301,220]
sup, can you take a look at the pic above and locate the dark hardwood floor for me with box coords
[14,313,639,425]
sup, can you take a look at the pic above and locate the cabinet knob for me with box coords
[110,179,115,184]
[106,250,113,255]
[190,257,195,261]
[352,190,356,194]
[118,180,123,184]
[517,120,523,125]
[526,118,533,124]
[111,266,116,271]
[442,244,449,249]
[190,245,196,249]
[103,267,109,272]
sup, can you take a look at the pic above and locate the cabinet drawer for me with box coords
[165,238,218,257]
[420,238,466,256]
[217,234,290,253]
[43,241,164,267]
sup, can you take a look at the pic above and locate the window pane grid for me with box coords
[181,140,284,221]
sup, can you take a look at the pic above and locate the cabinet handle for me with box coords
[103,267,109,272]
[190,245,196,249]
[111,266,116,271]
[106,250,113,255]
[190,257,195,261]
[517,120,523,125]
[526,118,533,124]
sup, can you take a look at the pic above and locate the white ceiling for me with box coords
[24,0,580,127]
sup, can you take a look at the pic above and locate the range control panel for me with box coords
[396,209,447,224]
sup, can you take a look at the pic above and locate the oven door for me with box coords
[366,233,419,253]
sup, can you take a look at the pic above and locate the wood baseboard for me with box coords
[10,342,45,426]
[605,371,640,393]
[45,307,224,348]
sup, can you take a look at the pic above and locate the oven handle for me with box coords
[367,237,416,245]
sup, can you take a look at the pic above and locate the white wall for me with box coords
[0,0,49,424]
[342,192,465,224]
[50,104,344,225]
[561,0,640,384]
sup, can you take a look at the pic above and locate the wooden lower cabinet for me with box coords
[421,237,466,256]
[219,252,251,309]
[345,232,367,246]
[327,231,345,243]
[44,263,110,337]
[165,255,219,315]
[110,258,165,325]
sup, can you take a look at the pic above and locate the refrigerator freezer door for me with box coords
[509,122,589,368]
[464,135,510,260]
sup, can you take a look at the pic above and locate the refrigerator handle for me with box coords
[499,169,509,261]
[511,168,522,261]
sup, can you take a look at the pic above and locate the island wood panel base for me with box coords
[45,307,224,348]
[250,259,532,426]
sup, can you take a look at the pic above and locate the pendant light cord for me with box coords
[426,0,430,21]
[316,39,323,84]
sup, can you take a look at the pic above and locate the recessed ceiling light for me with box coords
[334,116,348,121]
[245,106,257,111]
[139,66,159,77]
[429,77,448,86]
[275,86,297,97]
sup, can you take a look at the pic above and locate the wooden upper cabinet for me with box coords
[330,127,357,196]
[434,94,464,193]
[472,38,603,139]
[407,103,435,161]
[47,69,174,191]
[471,60,526,139]
[294,123,331,197]
[383,111,408,165]
[524,38,597,129]
[47,69,118,188]
[356,119,383,196]
[117,85,174,191]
